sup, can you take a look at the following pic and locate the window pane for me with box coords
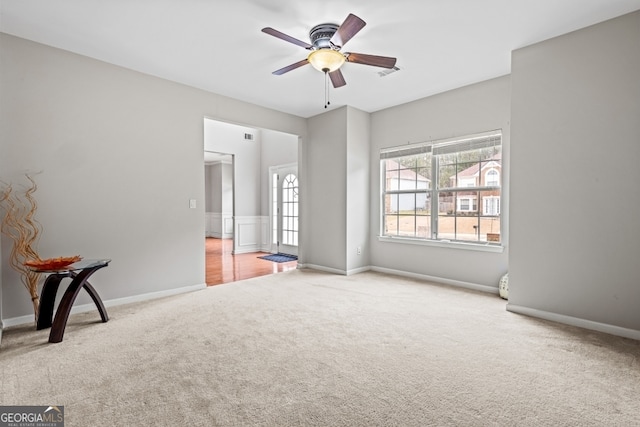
[438,192,455,216]
[384,160,401,191]
[385,155,431,192]
[397,215,416,237]
[437,154,457,190]
[416,214,430,238]
[398,193,416,212]
[384,214,399,235]
[384,194,398,214]
[455,214,481,242]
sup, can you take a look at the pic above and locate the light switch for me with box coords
[189,199,197,209]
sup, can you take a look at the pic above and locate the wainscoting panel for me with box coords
[206,212,233,238]
[224,216,234,236]
[234,216,269,254]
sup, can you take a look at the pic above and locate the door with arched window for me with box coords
[271,164,298,256]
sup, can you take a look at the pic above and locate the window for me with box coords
[272,173,278,245]
[381,130,502,245]
[457,196,477,212]
[282,173,299,246]
[483,196,500,216]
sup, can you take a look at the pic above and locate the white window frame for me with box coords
[379,130,503,252]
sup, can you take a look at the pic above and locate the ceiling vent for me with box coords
[244,133,254,140]
[378,66,400,77]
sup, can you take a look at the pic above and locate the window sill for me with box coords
[377,235,504,253]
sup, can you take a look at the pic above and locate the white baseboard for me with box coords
[346,266,372,276]
[1,283,207,329]
[298,263,497,293]
[302,264,371,276]
[506,303,640,341]
[370,266,499,294]
[302,263,348,275]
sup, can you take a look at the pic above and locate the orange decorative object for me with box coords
[24,255,82,270]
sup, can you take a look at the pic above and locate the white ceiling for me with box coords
[2,0,639,118]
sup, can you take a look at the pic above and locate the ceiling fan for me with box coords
[262,13,397,89]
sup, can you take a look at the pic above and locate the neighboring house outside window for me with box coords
[380,130,502,245]
[385,159,430,212]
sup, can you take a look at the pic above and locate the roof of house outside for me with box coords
[455,152,502,179]
[385,160,430,182]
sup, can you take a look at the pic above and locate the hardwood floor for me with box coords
[205,237,297,286]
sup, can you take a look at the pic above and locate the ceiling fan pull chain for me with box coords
[324,70,330,108]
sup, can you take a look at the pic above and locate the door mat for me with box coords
[258,253,298,263]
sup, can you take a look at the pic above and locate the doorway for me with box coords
[271,163,298,256]
[203,118,299,285]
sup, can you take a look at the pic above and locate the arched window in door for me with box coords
[282,173,299,246]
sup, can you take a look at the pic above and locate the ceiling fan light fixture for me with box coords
[308,49,346,73]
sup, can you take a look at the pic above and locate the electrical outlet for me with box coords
[357,246,362,255]
[189,199,197,209]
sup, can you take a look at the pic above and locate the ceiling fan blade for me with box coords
[329,69,347,88]
[262,27,313,49]
[272,59,309,75]
[330,13,366,47]
[345,52,397,68]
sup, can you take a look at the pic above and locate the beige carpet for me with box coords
[1,269,639,426]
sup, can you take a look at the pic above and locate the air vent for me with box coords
[378,66,400,77]
[244,133,254,140]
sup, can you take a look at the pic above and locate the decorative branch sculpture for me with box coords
[0,174,42,323]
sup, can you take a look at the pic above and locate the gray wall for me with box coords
[205,162,232,214]
[204,165,217,213]
[0,34,306,321]
[302,106,370,274]
[370,76,511,289]
[220,163,233,215]
[303,107,348,272]
[345,107,371,273]
[509,11,640,334]
[260,129,298,215]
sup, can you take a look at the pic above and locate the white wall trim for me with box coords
[371,266,499,294]
[1,282,206,329]
[506,303,640,341]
